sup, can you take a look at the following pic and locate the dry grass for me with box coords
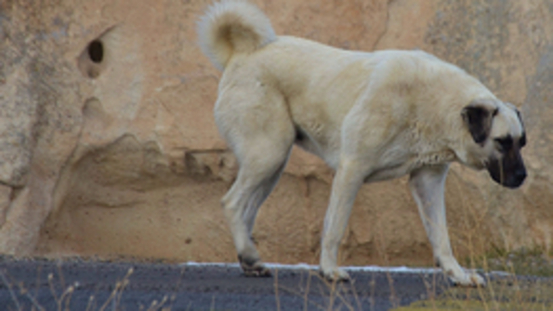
[393,277,553,311]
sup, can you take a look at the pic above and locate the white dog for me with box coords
[197,0,527,286]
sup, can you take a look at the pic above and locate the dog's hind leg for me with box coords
[242,159,288,234]
[222,139,292,277]
[409,165,486,287]
[217,90,295,277]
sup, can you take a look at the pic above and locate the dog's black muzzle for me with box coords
[486,150,527,189]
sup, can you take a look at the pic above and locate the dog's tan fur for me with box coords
[197,0,526,286]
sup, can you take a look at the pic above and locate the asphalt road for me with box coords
[0,258,459,310]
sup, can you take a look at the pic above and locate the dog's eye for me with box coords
[494,137,513,152]
[519,134,526,148]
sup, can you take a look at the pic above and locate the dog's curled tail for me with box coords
[197,0,276,71]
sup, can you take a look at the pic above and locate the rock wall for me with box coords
[0,0,552,266]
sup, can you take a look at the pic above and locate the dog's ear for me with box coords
[461,100,498,145]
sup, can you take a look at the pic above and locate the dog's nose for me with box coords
[515,169,527,181]
[503,168,527,189]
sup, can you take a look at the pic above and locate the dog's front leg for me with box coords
[409,165,485,287]
[320,159,365,282]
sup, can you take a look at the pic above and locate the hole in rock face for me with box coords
[88,40,104,63]
[78,27,116,79]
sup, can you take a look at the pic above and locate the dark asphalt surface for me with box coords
[0,258,455,310]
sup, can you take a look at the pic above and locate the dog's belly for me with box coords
[294,134,419,181]
[366,150,456,183]
[364,161,414,183]
[293,125,341,169]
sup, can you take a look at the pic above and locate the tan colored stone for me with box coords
[0,0,551,267]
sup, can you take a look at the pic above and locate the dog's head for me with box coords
[461,99,527,188]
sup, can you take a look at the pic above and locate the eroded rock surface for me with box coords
[0,0,551,266]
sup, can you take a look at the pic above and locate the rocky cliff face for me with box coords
[0,0,551,266]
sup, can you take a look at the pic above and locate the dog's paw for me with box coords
[449,270,486,287]
[238,256,272,277]
[242,265,272,277]
[320,267,351,282]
